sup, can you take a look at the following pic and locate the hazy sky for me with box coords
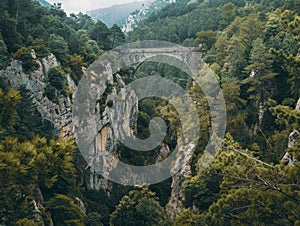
[47,0,143,13]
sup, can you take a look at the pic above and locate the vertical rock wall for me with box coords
[1,52,197,215]
[0,53,75,137]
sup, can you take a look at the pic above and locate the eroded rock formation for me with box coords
[0,53,75,137]
[1,50,199,217]
[281,97,300,166]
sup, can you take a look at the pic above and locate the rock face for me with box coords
[1,51,198,213]
[167,143,195,218]
[296,97,300,111]
[281,98,300,166]
[0,51,139,189]
[84,74,140,189]
[122,0,176,32]
[282,151,296,166]
[0,53,75,137]
[288,130,300,148]
[70,54,143,188]
[282,129,299,166]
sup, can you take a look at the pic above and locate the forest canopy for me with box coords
[0,0,300,225]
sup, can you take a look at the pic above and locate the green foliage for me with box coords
[127,4,222,43]
[243,38,276,105]
[219,2,237,29]
[45,67,67,101]
[179,134,300,225]
[222,78,248,141]
[13,47,40,73]
[109,24,125,49]
[0,11,22,52]
[79,31,102,64]
[44,85,56,101]
[69,54,85,85]
[82,189,112,225]
[47,34,70,65]
[0,136,78,225]
[13,87,52,140]
[0,88,21,138]
[271,104,300,129]
[88,21,111,50]
[147,0,200,22]
[272,48,300,99]
[207,0,246,8]
[47,67,66,91]
[0,33,8,69]
[110,186,167,226]
[0,85,52,141]
[1,0,300,225]
[0,0,121,84]
[194,30,217,51]
[83,212,104,226]
[15,218,37,226]
[46,194,84,225]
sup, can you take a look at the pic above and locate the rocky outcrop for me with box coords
[0,52,75,137]
[1,49,200,211]
[288,129,300,148]
[0,50,141,189]
[296,97,300,111]
[81,72,139,189]
[167,143,195,218]
[282,129,299,166]
[282,151,296,166]
[122,0,176,32]
[281,98,300,166]
[75,197,87,215]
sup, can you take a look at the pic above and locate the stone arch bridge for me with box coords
[113,47,203,75]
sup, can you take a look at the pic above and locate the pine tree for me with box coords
[110,186,167,226]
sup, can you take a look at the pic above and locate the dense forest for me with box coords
[0,0,300,225]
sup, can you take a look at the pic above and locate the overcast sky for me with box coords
[47,0,143,13]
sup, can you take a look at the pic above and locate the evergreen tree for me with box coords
[88,21,111,50]
[109,24,125,49]
[0,33,8,69]
[47,34,70,65]
[110,186,167,226]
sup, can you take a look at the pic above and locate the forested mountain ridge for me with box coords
[122,0,177,32]
[0,0,300,225]
[87,1,148,28]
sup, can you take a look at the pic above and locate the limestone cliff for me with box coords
[1,51,196,217]
[0,51,81,224]
[167,143,195,218]
[0,50,140,189]
[82,72,140,189]
[0,52,75,137]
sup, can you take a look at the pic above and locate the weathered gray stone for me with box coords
[1,48,201,216]
[167,143,195,218]
[75,197,87,215]
[84,73,139,189]
[296,97,300,111]
[282,152,296,166]
[0,51,74,137]
[288,130,300,148]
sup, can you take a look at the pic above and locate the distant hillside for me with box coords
[122,0,176,32]
[87,1,148,28]
[36,0,51,8]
